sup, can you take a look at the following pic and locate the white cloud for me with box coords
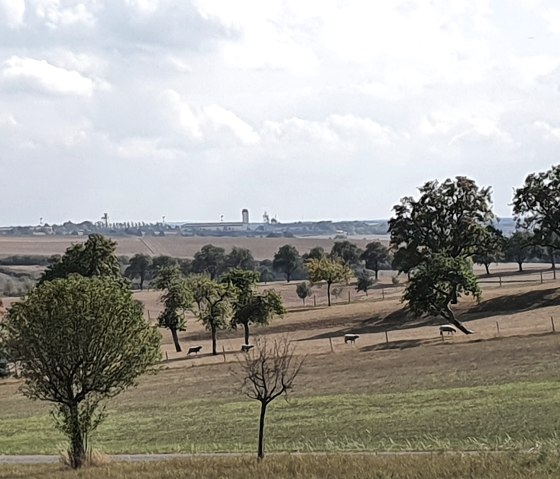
[0,0,25,28]
[534,120,560,141]
[1,56,98,96]
[34,0,96,29]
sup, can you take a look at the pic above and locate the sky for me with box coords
[1,0,560,226]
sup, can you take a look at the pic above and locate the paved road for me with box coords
[0,451,523,465]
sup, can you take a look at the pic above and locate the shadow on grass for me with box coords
[359,337,442,352]
[296,308,441,342]
[466,287,560,319]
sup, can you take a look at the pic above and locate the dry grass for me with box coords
[1,453,559,479]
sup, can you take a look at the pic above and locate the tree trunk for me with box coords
[484,263,490,275]
[327,281,332,306]
[68,403,86,469]
[375,269,379,280]
[139,272,145,290]
[257,401,267,460]
[518,261,523,272]
[286,271,291,283]
[211,324,218,355]
[170,328,182,352]
[243,322,250,345]
[444,303,474,335]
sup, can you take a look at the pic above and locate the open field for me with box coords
[1,453,560,479]
[0,236,375,260]
[1,264,559,467]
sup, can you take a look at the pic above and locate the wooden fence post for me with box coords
[313,295,317,307]
[496,321,500,336]
[499,276,502,287]
[348,290,351,304]
[385,331,389,344]
[329,337,334,353]
[382,289,385,300]
[551,316,556,333]
[147,310,151,321]
[165,351,169,361]
[222,346,226,363]
[540,272,544,284]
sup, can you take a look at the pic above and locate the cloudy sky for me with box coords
[1,0,560,225]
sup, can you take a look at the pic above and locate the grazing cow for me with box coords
[187,345,202,355]
[241,344,254,352]
[439,325,457,336]
[344,334,360,344]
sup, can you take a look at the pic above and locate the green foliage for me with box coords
[389,177,494,334]
[296,281,312,304]
[360,242,392,279]
[306,257,351,306]
[504,231,539,271]
[152,267,192,352]
[221,269,284,344]
[124,254,152,290]
[186,275,235,355]
[3,276,160,468]
[149,256,177,276]
[390,176,494,272]
[272,245,302,282]
[473,225,506,274]
[225,247,256,271]
[302,246,326,262]
[404,255,480,328]
[191,245,226,279]
[40,234,121,283]
[330,241,363,268]
[513,164,560,248]
[356,271,375,295]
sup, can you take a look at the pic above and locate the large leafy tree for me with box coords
[272,245,302,282]
[360,241,392,280]
[186,275,234,355]
[4,276,160,468]
[125,253,152,290]
[356,270,375,296]
[302,246,326,262]
[513,164,560,248]
[191,244,226,279]
[404,255,480,332]
[330,241,363,269]
[306,257,351,306]
[152,267,192,352]
[389,177,494,334]
[221,269,285,344]
[40,234,121,283]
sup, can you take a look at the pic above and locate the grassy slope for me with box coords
[1,334,559,454]
[1,454,560,479]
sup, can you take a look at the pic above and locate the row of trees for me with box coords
[389,164,560,335]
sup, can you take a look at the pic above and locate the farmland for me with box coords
[0,235,375,261]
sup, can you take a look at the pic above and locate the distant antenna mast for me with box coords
[39,217,43,226]
[101,213,109,228]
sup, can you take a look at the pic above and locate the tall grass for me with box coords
[1,453,559,479]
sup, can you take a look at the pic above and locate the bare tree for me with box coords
[238,337,304,460]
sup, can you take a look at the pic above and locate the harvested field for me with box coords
[0,236,376,260]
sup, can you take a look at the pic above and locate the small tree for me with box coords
[306,257,351,306]
[473,225,506,275]
[238,337,304,460]
[272,245,302,282]
[152,267,192,352]
[330,240,363,269]
[191,245,226,279]
[226,247,256,271]
[504,231,535,272]
[302,246,326,262]
[360,241,392,280]
[4,276,160,469]
[186,276,234,355]
[356,271,375,296]
[296,281,312,305]
[125,253,152,290]
[221,269,285,344]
